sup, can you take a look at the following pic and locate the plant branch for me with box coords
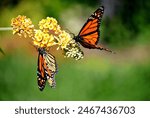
[0,27,13,31]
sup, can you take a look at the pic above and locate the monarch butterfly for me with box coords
[73,6,114,53]
[37,48,57,91]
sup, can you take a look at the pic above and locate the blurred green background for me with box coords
[0,0,150,100]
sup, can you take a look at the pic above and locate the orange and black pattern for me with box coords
[74,6,113,53]
[37,48,57,91]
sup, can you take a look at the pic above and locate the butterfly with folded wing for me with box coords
[37,48,58,91]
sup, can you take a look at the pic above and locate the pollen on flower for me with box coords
[33,40,41,47]
[33,29,56,48]
[58,30,72,49]
[39,17,58,33]
[47,35,57,47]
[55,25,61,34]
[34,30,43,41]
[11,15,34,38]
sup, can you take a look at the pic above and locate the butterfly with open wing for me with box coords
[73,6,114,53]
[37,48,58,91]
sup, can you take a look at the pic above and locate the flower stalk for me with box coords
[0,27,13,31]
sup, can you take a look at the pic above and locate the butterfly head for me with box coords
[38,48,46,54]
[73,35,82,42]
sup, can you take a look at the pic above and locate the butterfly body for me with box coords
[73,6,114,53]
[37,48,57,91]
[74,35,100,49]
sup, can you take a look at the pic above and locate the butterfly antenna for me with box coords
[65,28,75,37]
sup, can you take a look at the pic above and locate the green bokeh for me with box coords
[0,51,150,100]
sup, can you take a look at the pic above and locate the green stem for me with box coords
[0,27,13,31]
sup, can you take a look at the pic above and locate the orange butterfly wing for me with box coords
[37,51,46,91]
[78,6,104,45]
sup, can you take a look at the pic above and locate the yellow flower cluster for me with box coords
[58,30,72,49]
[36,17,70,49]
[11,15,84,60]
[11,15,34,38]
[33,30,56,48]
[39,17,61,34]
